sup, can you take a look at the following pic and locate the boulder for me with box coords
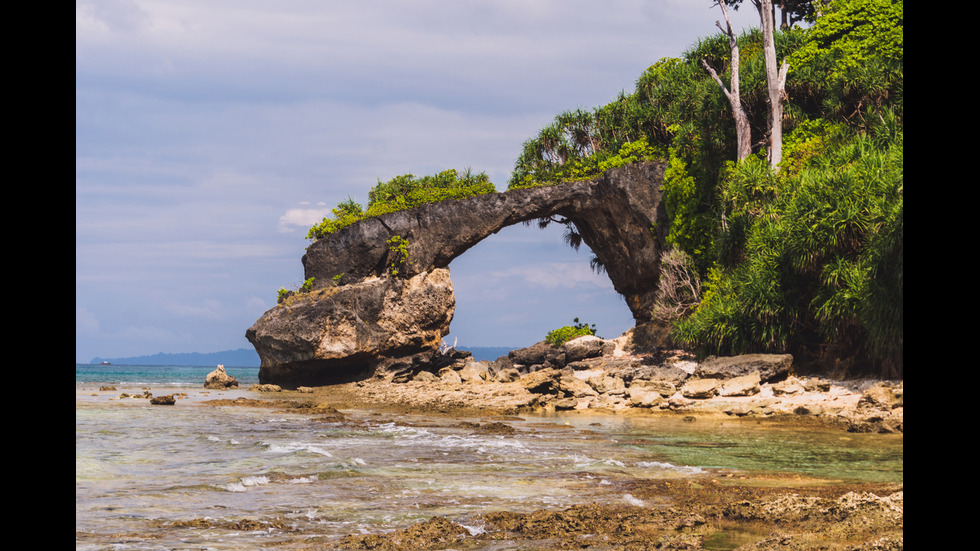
[458,360,488,383]
[494,368,521,383]
[520,368,561,394]
[627,388,665,408]
[587,374,626,395]
[563,335,604,362]
[719,372,762,397]
[204,364,239,389]
[632,365,690,386]
[509,341,563,368]
[413,370,439,382]
[150,394,176,405]
[629,379,676,397]
[681,378,720,399]
[246,269,455,387]
[695,354,793,383]
[249,384,282,392]
[858,382,903,409]
[558,375,599,398]
[438,367,462,383]
[771,377,805,396]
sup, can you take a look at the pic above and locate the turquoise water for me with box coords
[76,363,260,387]
[75,364,902,550]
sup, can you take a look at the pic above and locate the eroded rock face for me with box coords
[302,162,666,320]
[247,163,666,386]
[246,269,454,387]
[204,364,239,389]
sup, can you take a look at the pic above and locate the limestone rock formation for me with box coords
[301,162,666,319]
[246,269,454,387]
[695,353,793,383]
[204,364,239,389]
[247,162,666,387]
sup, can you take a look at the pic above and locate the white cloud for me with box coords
[278,203,332,233]
[491,262,613,290]
[164,298,224,320]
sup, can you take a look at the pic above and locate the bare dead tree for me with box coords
[702,1,752,161]
[757,0,790,170]
[651,248,703,323]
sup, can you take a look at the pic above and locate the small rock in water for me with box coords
[150,394,176,406]
[205,364,239,390]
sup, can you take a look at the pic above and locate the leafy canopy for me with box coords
[508,0,902,374]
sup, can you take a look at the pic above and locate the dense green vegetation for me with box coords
[304,0,902,375]
[515,0,903,375]
[307,169,496,239]
[545,318,598,347]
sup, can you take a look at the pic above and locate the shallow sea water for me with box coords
[75,366,902,550]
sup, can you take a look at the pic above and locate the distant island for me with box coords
[89,348,261,367]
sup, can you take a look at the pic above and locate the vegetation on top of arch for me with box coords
[307,169,496,240]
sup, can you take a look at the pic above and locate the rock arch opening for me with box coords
[247,162,667,386]
[443,221,635,358]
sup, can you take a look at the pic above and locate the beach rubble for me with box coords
[339,331,903,434]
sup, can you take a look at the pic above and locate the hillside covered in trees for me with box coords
[307,0,903,377]
[511,0,903,376]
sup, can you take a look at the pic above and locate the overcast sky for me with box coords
[76,0,762,363]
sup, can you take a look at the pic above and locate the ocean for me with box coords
[76,363,903,550]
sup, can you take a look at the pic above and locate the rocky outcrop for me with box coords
[301,162,666,319]
[246,269,454,387]
[348,336,902,433]
[247,163,667,386]
[695,354,793,383]
[204,364,239,389]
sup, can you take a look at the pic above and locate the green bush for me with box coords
[545,318,597,347]
[674,116,903,373]
[386,235,410,277]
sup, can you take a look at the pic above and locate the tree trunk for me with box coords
[759,0,790,170]
[702,1,752,161]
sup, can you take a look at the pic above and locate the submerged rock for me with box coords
[150,394,176,405]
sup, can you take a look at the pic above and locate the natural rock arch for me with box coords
[247,162,668,387]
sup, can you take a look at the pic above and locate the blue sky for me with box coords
[76,0,762,363]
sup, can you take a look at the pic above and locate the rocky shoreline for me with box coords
[277,329,902,435]
[195,331,903,550]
